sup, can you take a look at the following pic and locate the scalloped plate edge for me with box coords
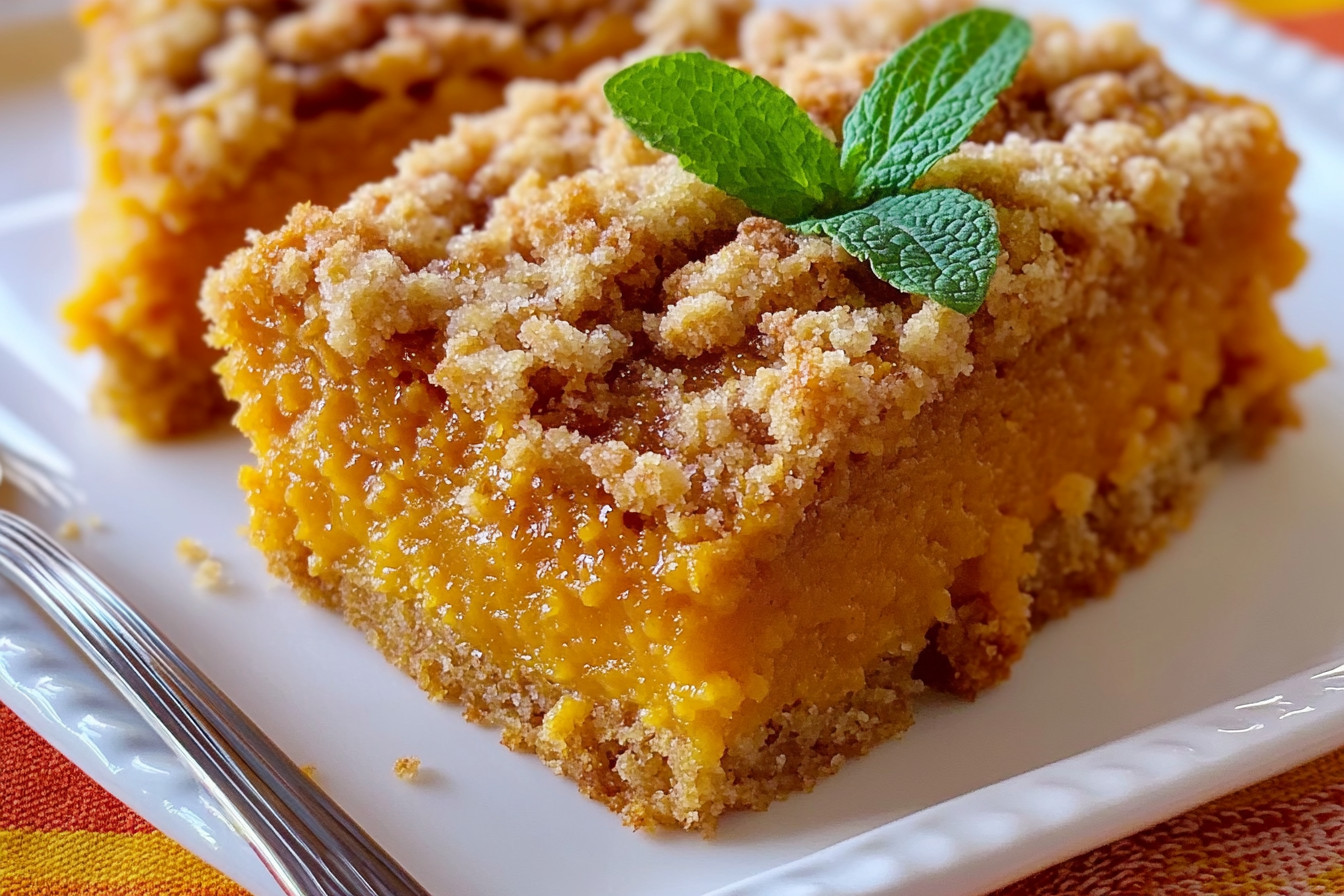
[0,573,282,896]
[709,658,1344,895]
[2,2,1343,896]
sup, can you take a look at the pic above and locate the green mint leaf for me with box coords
[795,189,999,313]
[841,10,1030,201]
[604,52,844,223]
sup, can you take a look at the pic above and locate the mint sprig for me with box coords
[603,9,1032,315]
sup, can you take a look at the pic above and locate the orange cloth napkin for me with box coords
[3,700,1344,895]
[1229,0,1344,55]
[0,703,247,896]
[2,4,1343,896]
[995,749,1344,895]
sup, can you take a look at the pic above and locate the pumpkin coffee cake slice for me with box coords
[202,1,1319,831]
[65,0,743,438]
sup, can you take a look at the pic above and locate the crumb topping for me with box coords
[75,0,713,207]
[208,1,1282,539]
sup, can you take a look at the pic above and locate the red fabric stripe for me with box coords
[1272,10,1344,56]
[0,702,154,834]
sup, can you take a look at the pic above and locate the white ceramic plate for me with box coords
[2,2,1343,895]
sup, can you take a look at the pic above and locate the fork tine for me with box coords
[0,451,83,509]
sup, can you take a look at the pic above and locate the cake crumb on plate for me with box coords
[177,537,226,590]
[192,558,225,591]
[175,537,210,564]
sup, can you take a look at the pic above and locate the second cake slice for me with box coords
[66,0,743,436]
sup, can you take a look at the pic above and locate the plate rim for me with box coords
[3,1,1344,895]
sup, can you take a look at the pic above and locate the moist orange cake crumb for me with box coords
[202,0,1321,831]
[175,536,210,564]
[192,557,226,590]
[176,536,225,589]
[65,0,744,438]
[393,756,422,781]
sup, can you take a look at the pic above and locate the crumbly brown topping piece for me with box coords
[209,1,1280,540]
[77,0,691,205]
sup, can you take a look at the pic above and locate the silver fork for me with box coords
[0,464,433,896]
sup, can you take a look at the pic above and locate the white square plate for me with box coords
[2,2,1343,894]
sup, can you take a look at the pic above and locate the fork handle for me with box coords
[0,511,433,896]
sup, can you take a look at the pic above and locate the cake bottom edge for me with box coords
[266,385,1297,832]
[286,547,924,832]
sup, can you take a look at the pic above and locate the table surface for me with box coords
[3,2,1344,895]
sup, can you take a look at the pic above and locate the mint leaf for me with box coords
[603,10,1029,315]
[796,189,999,313]
[604,52,845,223]
[841,10,1030,201]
